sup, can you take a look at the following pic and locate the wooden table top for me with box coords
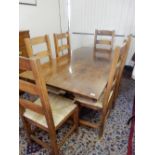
[20,47,111,100]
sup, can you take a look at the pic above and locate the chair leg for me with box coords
[49,147,59,155]
[98,109,109,139]
[49,135,59,155]
[98,123,104,139]
[47,124,59,155]
[21,117,32,143]
[73,107,79,133]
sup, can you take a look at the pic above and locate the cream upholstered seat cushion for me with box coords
[23,93,77,128]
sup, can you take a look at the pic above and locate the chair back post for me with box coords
[100,46,121,125]
[45,35,53,63]
[24,38,33,57]
[66,32,71,56]
[94,29,97,52]
[115,35,132,99]
[111,30,115,51]
[53,33,59,58]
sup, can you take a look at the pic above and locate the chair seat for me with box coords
[75,91,113,110]
[24,93,77,128]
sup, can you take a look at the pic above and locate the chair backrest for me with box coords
[116,35,132,92]
[19,56,55,131]
[24,35,53,65]
[53,32,71,60]
[102,45,121,111]
[94,30,115,56]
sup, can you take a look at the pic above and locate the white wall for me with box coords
[69,0,135,66]
[19,0,135,65]
[70,0,134,35]
[19,0,61,57]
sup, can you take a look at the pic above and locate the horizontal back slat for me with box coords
[19,56,32,71]
[56,33,69,39]
[96,30,114,36]
[19,79,39,95]
[58,45,69,52]
[96,39,112,45]
[34,50,49,59]
[20,98,44,115]
[30,36,46,45]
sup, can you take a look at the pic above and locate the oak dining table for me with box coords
[19,47,111,101]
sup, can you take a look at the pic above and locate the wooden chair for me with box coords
[53,32,71,64]
[114,35,132,100]
[24,35,64,94]
[94,29,115,59]
[24,35,53,65]
[75,45,122,138]
[19,56,78,155]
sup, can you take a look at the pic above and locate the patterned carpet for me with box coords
[19,77,135,155]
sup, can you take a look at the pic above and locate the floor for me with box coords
[19,75,135,155]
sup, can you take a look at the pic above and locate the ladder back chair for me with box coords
[24,34,64,94]
[94,29,115,59]
[75,45,122,138]
[114,35,132,100]
[24,35,53,65]
[19,56,78,155]
[53,32,71,64]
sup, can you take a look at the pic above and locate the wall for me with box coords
[70,0,134,35]
[69,0,135,65]
[19,0,61,58]
[19,0,135,65]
